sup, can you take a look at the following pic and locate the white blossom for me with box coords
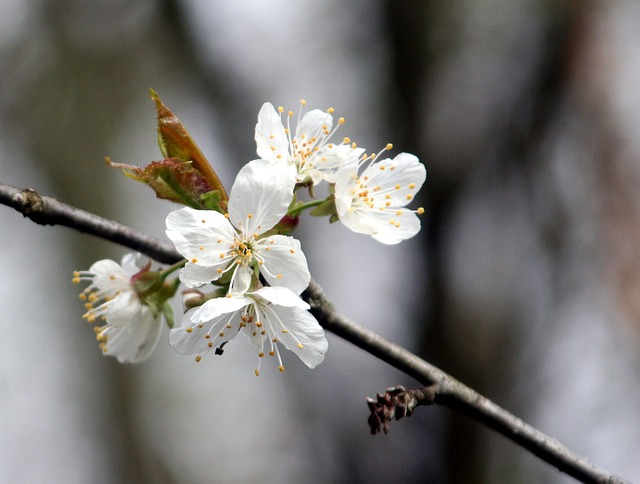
[73,253,163,363]
[255,101,364,185]
[166,158,310,295]
[334,151,426,244]
[170,286,328,374]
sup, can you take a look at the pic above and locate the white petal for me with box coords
[166,207,237,261]
[252,286,310,309]
[104,294,162,363]
[229,265,253,295]
[179,263,222,288]
[227,159,296,235]
[361,153,426,207]
[170,308,241,355]
[106,291,142,324]
[120,252,144,275]
[263,304,327,368]
[316,145,364,184]
[190,294,251,323]
[368,209,422,244]
[125,309,163,363]
[257,235,310,294]
[334,157,359,217]
[255,102,289,161]
[166,207,238,286]
[294,109,332,141]
[88,260,130,293]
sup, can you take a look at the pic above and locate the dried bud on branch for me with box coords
[367,384,439,435]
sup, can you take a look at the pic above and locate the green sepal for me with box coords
[329,213,340,224]
[309,197,337,217]
[200,190,225,214]
[161,302,175,329]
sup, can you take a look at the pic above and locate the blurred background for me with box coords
[1,0,640,482]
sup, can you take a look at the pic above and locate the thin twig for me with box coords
[0,183,630,484]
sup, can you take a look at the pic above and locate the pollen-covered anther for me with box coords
[191,258,198,263]
[195,355,202,363]
[417,207,425,214]
[185,327,193,333]
[338,117,345,125]
[258,352,264,358]
[406,194,414,201]
[386,143,393,150]
[278,365,285,373]
[297,343,304,349]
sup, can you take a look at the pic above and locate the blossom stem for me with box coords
[287,199,326,217]
[160,258,187,280]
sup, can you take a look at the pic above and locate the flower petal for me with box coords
[166,207,238,286]
[190,294,251,323]
[103,293,162,363]
[252,286,310,309]
[316,145,364,184]
[229,265,253,295]
[257,235,310,294]
[361,153,426,207]
[87,259,130,292]
[170,307,242,355]
[262,303,327,368]
[227,158,296,235]
[294,109,332,142]
[178,263,222,288]
[255,102,289,162]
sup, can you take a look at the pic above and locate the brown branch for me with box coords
[0,183,630,484]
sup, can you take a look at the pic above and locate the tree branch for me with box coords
[0,183,629,484]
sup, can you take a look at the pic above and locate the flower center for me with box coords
[279,100,351,179]
[232,237,255,266]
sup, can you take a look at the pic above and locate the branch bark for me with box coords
[0,183,630,484]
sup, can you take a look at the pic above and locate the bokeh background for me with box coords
[2,1,640,483]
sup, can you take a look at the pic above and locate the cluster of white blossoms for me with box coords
[74,99,426,373]
[72,254,172,363]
